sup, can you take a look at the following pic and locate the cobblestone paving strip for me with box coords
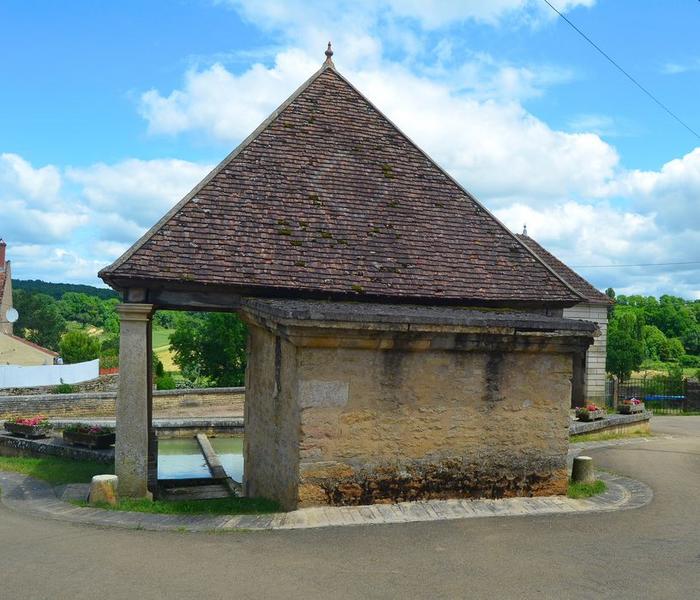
[0,469,653,532]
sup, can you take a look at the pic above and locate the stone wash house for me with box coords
[100,47,596,509]
[0,239,59,366]
[516,233,612,408]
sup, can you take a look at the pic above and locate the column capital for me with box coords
[116,303,154,321]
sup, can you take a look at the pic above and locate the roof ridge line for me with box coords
[100,61,336,282]
[515,234,613,305]
[326,68,587,304]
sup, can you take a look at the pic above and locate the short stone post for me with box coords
[611,376,619,411]
[89,475,119,506]
[115,303,154,499]
[571,456,595,484]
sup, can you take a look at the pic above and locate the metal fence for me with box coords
[618,376,688,415]
[604,378,615,409]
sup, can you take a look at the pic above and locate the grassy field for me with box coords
[152,326,178,372]
[633,359,699,378]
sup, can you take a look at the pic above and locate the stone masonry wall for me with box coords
[564,303,608,405]
[243,326,300,509]
[0,387,244,420]
[294,347,572,508]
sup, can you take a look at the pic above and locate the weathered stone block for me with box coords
[89,474,119,506]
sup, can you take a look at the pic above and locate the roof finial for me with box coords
[324,41,334,67]
[522,224,528,236]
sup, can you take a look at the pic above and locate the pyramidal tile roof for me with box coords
[100,58,583,306]
[516,234,613,305]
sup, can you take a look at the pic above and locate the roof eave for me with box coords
[101,275,582,310]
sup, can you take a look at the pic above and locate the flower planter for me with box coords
[63,430,116,449]
[576,409,606,422]
[4,421,51,439]
[618,402,645,414]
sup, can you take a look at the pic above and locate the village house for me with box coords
[100,46,596,508]
[516,231,612,408]
[0,239,58,366]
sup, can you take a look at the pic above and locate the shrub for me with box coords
[153,354,165,378]
[99,354,119,370]
[155,373,177,390]
[679,354,700,368]
[54,381,76,394]
[59,330,100,364]
[666,362,684,382]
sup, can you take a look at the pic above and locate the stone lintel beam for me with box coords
[149,289,242,312]
[115,303,154,499]
[241,307,593,355]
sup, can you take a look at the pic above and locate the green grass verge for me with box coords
[567,479,606,499]
[0,455,279,516]
[0,455,113,485]
[570,429,652,444]
[73,495,279,516]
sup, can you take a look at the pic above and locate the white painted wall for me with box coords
[0,359,99,389]
[563,303,608,404]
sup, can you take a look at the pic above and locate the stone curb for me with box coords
[0,469,653,533]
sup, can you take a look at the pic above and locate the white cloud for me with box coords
[608,148,700,233]
[0,154,84,243]
[140,50,318,140]
[1,154,212,284]
[661,59,700,75]
[67,158,212,226]
[496,202,700,299]
[226,0,596,31]
[8,244,110,285]
[0,153,61,205]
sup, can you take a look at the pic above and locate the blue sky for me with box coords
[1,1,699,298]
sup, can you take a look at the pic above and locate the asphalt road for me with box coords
[1,416,698,600]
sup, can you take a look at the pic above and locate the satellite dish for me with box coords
[6,308,18,323]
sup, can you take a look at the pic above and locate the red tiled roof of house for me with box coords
[100,62,583,306]
[515,234,613,305]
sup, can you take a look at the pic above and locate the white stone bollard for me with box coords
[89,474,119,506]
[571,456,595,484]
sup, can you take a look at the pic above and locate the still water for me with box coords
[157,435,244,481]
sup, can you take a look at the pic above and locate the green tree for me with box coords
[680,326,700,355]
[12,289,67,351]
[642,325,669,361]
[665,338,686,362]
[607,311,644,382]
[170,312,248,386]
[59,330,101,364]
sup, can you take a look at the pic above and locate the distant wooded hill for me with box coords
[12,279,119,300]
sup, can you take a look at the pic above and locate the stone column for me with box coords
[115,303,154,499]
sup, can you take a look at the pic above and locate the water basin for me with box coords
[157,435,244,481]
